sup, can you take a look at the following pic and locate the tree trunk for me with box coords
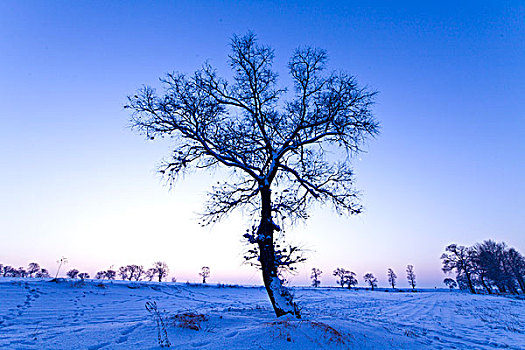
[465,271,476,294]
[257,186,299,318]
[480,275,492,294]
[515,273,525,294]
[506,281,518,295]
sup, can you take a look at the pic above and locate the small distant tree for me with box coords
[128,265,146,281]
[149,262,169,282]
[344,271,358,289]
[443,278,457,291]
[333,268,357,289]
[311,268,322,288]
[171,277,177,283]
[67,269,79,279]
[96,269,117,280]
[105,269,116,280]
[35,268,50,278]
[27,262,40,277]
[363,273,378,290]
[146,269,155,281]
[78,272,90,281]
[3,266,16,277]
[17,267,28,278]
[55,257,68,279]
[333,268,350,288]
[387,268,397,289]
[119,266,132,281]
[406,265,416,289]
[199,266,210,284]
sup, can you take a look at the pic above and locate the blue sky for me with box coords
[1,1,523,287]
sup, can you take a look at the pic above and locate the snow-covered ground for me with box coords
[1,279,523,349]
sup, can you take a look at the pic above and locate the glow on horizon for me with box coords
[0,1,523,289]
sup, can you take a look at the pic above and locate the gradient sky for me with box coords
[1,1,523,288]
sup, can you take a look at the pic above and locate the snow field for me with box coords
[0,279,524,349]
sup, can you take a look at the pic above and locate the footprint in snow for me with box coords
[87,341,111,350]
[121,325,139,335]
[116,336,128,344]
[192,341,211,347]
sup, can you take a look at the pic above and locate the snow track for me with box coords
[0,279,523,349]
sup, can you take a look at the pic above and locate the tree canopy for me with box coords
[127,33,379,317]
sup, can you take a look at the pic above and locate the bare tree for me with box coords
[310,268,322,288]
[443,278,457,290]
[127,33,378,318]
[406,264,416,290]
[67,269,79,279]
[105,269,116,280]
[332,268,357,289]
[27,262,40,277]
[2,266,16,277]
[199,266,210,284]
[119,266,131,281]
[344,271,358,289]
[363,273,378,290]
[97,269,117,280]
[35,268,50,278]
[333,268,349,288]
[149,262,169,282]
[146,269,155,281]
[17,267,28,278]
[128,265,146,281]
[387,268,397,289]
[441,244,476,294]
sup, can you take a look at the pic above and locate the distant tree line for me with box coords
[0,261,171,283]
[0,262,50,278]
[310,265,417,290]
[1,261,218,285]
[441,240,525,294]
[111,262,170,282]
